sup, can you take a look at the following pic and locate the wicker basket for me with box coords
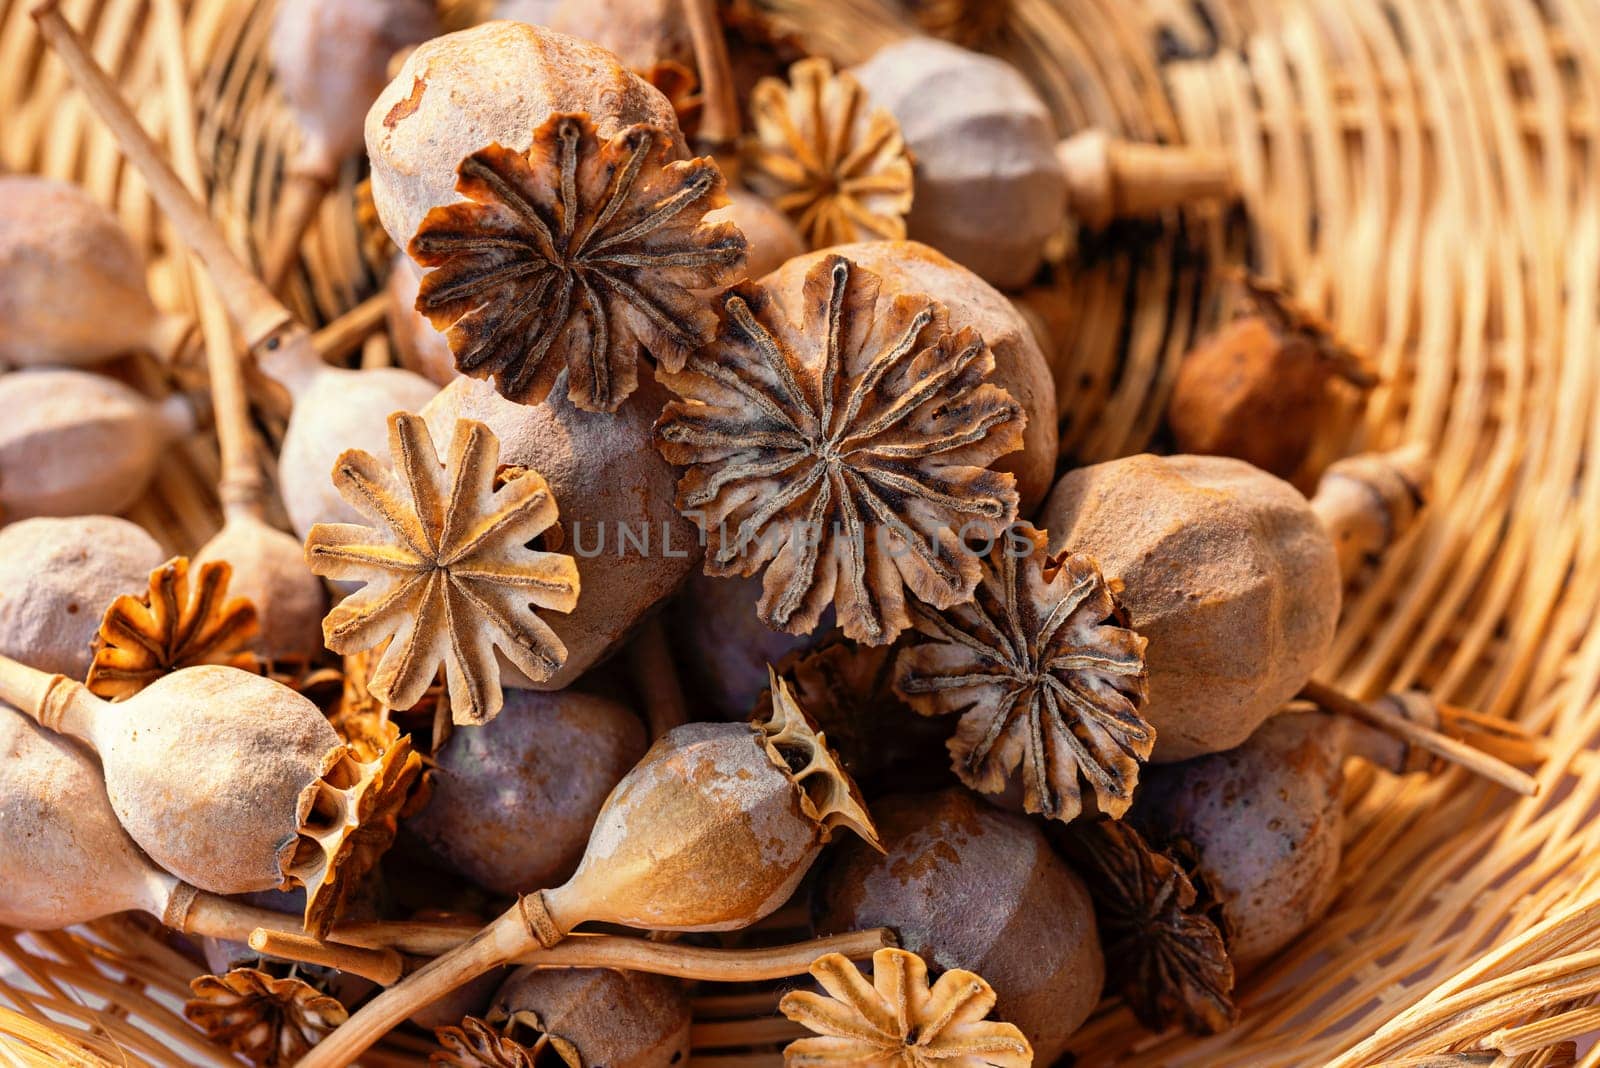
[2,0,1597,1065]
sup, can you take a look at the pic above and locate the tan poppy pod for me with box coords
[364,19,684,256]
[0,369,197,521]
[0,703,399,981]
[264,0,441,290]
[0,515,164,678]
[710,185,807,282]
[849,37,1064,291]
[385,253,460,388]
[1130,709,1416,967]
[549,0,692,71]
[815,789,1103,1064]
[667,570,822,721]
[0,657,420,936]
[478,967,691,1068]
[407,688,649,894]
[788,240,1059,512]
[1043,454,1342,761]
[0,176,190,369]
[195,516,327,662]
[421,372,700,690]
[300,674,878,1064]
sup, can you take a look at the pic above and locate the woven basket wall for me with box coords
[1,0,1598,1065]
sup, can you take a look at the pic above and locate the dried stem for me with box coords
[149,0,266,520]
[625,617,689,740]
[176,894,399,986]
[294,917,895,1067]
[310,293,389,364]
[261,171,333,294]
[682,0,740,148]
[31,0,320,386]
[1056,129,1236,229]
[246,929,402,985]
[1298,681,1539,796]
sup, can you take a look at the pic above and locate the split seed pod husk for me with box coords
[86,556,259,700]
[365,20,685,259]
[186,967,349,1068]
[655,249,1028,646]
[894,522,1151,823]
[304,672,878,1057]
[406,110,746,411]
[0,515,164,679]
[421,370,701,691]
[1042,454,1341,762]
[0,368,196,521]
[849,37,1064,291]
[0,658,421,935]
[0,175,190,368]
[305,411,581,725]
[406,687,648,894]
[815,790,1099,1066]
[779,947,1033,1067]
[435,967,690,1068]
[1167,275,1378,481]
[1129,708,1413,968]
[795,240,1059,511]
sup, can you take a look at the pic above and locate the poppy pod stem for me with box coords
[1298,681,1539,796]
[681,0,741,148]
[1056,128,1236,229]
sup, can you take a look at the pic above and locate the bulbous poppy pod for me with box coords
[655,251,1028,647]
[305,412,581,725]
[0,704,397,983]
[0,655,421,938]
[298,670,879,1066]
[1042,453,1341,762]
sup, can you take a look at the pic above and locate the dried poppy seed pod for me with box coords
[1130,709,1415,968]
[0,704,397,982]
[710,185,806,280]
[850,38,1061,290]
[0,176,191,369]
[791,240,1059,511]
[365,20,684,257]
[438,967,691,1068]
[421,373,699,691]
[0,658,420,936]
[304,673,878,1062]
[194,514,327,662]
[1043,454,1342,761]
[815,789,1102,1064]
[1311,445,1432,587]
[386,253,460,387]
[0,515,164,678]
[1166,275,1378,480]
[668,571,823,721]
[0,369,197,521]
[406,688,648,895]
[264,0,441,290]
[549,0,693,72]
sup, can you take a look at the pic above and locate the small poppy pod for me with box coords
[814,789,1103,1065]
[420,372,700,690]
[406,688,649,895]
[0,515,165,678]
[667,570,823,721]
[1130,709,1412,968]
[784,240,1059,512]
[1042,453,1342,762]
[0,369,198,522]
[385,253,460,388]
[0,660,420,936]
[708,186,807,282]
[463,967,692,1068]
[548,0,694,72]
[0,176,190,369]
[849,38,1064,292]
[364,19,685,256]
[195,513,327,662]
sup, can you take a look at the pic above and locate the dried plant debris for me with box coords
[894,524,1150,822]
[656,253,1024,645]
[744,57,914,249]
[86,556,259,700]
[433,1013,580,1068]
[185,968,348,1067]
[306,413,579,725]
[640,60,703,140]
[410,112,746,412]
[779,948,1032,1067]
[1064,820,1237,1035]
